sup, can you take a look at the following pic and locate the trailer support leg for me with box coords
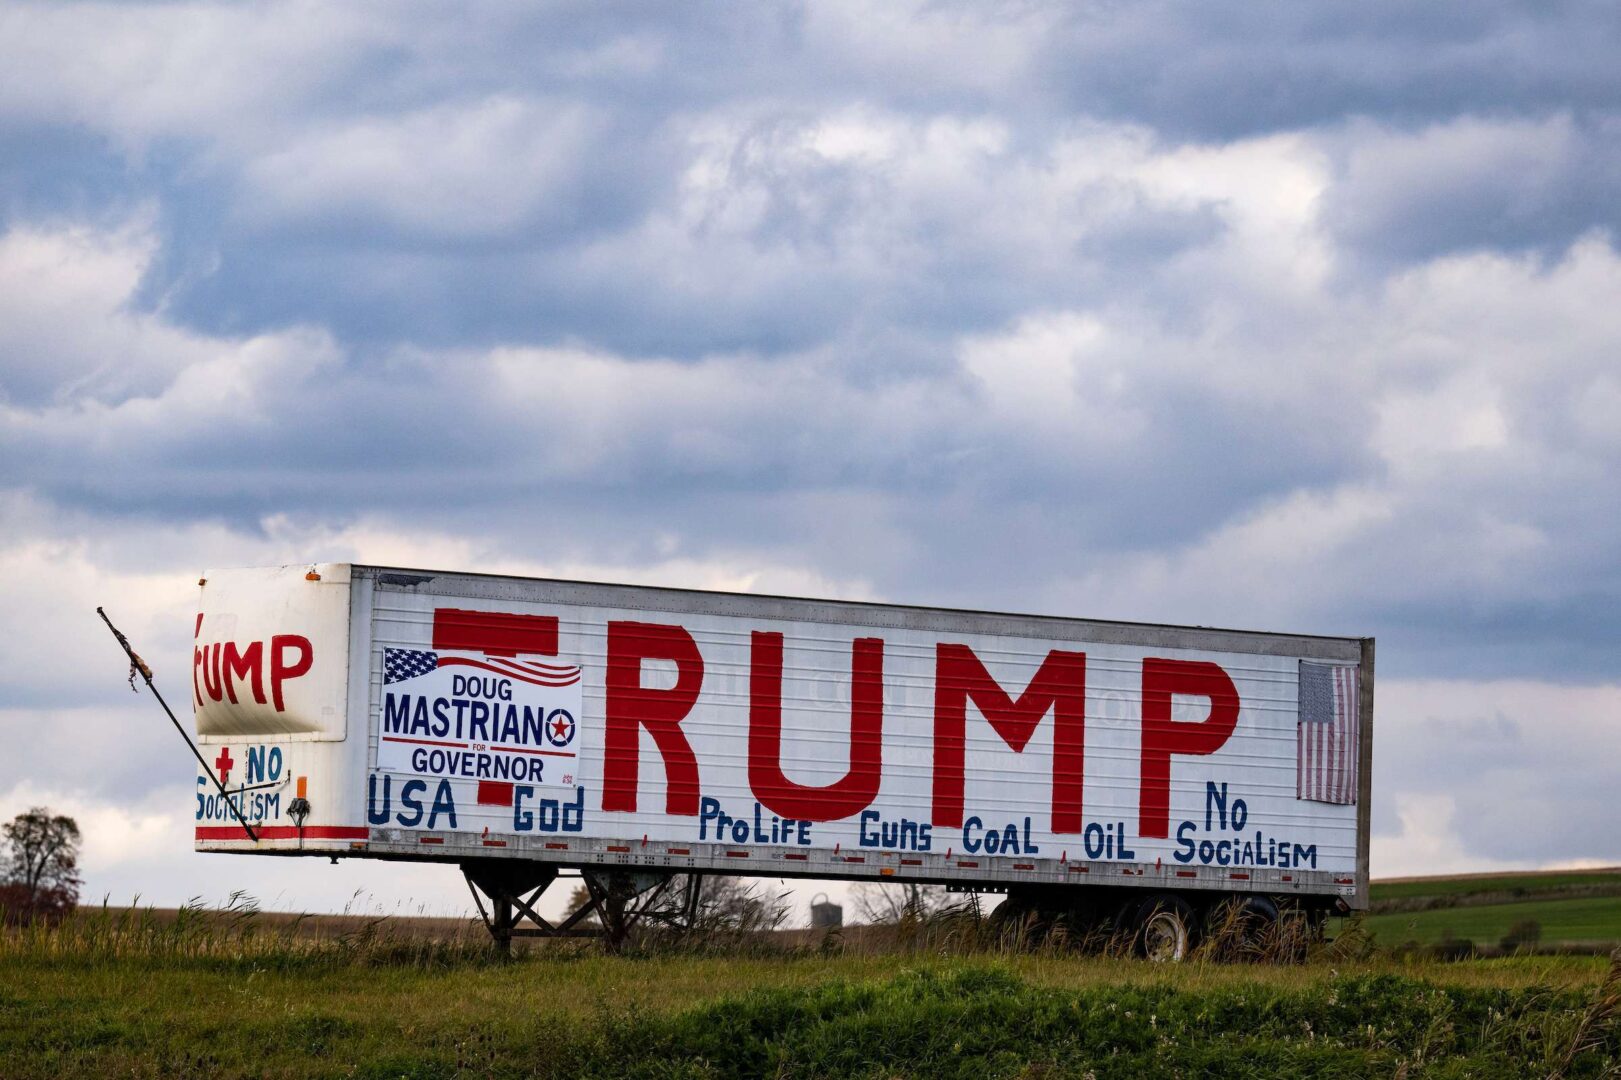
[461,859,568,955]
[461,863,705,953]
[580,871,703,951]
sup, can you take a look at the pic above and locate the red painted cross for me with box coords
[214,747,234,786]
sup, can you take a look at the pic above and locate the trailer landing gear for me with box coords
[461,860,704,954]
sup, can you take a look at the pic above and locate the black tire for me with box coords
[1205,894,1280,961]
[1135,893,1196,962]
[1274,905,1313,964]
[986,892,1036,942]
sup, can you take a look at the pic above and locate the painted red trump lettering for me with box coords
[603,621,705,815]
[192,621,314,715]
[931,644,1087,833]
[1138,657,1240,839]
[222,641,265,705]
[748,632,884,821]
[269,634,313,711]
[192,613,205,709]
[201,642,224,702]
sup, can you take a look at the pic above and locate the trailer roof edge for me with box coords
[333,562,1368,661]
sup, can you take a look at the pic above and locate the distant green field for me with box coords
[1371,870,1621,904]
[1364,895,1621,947]
[1359,867,1621,949]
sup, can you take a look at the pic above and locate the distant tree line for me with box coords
[1,807,82,924]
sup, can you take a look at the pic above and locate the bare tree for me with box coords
[692,875,790,932]
[2,807,82,923]
[559,875,787,939]
[850,881,951,925]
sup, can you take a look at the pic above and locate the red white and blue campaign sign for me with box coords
[377,634,582,787]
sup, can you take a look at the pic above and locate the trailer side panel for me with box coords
[195,564,1371,907]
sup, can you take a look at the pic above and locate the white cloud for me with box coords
[1128,132,1334,293]
[1015,235,1621,633]
[0,2,387,153]
[958,310,1159,454]
[1374,679,1621,866]
[1326,113,1593,259]
[1371,794,1524,880]
[242,97,605,237]
[799,0,1059,97]
[0,220,215,405]
[578,108,1254,321]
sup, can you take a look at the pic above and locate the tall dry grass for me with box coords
[0,891,496,969]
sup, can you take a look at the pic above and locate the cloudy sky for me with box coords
[2,1,1619,922]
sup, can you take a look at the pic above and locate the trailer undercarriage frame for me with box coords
[461,859,704,953]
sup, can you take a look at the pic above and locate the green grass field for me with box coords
[1364,896,1621,948]
[6,871,1621,1077]
[3,946,1619,1078]
[1371,869,1621,904]
[1360,868,1621,949]
[3,904,1620,1079]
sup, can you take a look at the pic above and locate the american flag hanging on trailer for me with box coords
[1297,661,1359,804]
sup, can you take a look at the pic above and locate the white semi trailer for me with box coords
[186,563,1372,956]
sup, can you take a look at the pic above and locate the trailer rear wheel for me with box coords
[1204,894,1282,962]
[986,891,1039,944]
[1135,894,1194,962]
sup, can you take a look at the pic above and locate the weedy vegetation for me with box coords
[3,892,1621,1078]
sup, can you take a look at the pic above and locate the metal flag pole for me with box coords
[96,607,259,842]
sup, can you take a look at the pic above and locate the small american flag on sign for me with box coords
[1297,661,1359,805]
[385,648,438,684]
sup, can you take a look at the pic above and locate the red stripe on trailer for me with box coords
[958,860,978,868]
[380,734,573,759]
[434,655,579,689]
[668,847,690,855]
[433,608,558,657]
[1068,865,1088,874]
[545,842,569,850]
[1176,870,1197,878]
[1230,872,1250,880]
[195,825,369,841]
[477,780,515,806]
[1013,863,1034,870]
[384,735,473,749]
[482,839,507,847]
[418,837,444,845]
[1281,875,1293,882]
[843,856,864,863]
[726,850,749,858]
[901,858,922,866]
[782,853,808,861]
[607,845,630,852]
